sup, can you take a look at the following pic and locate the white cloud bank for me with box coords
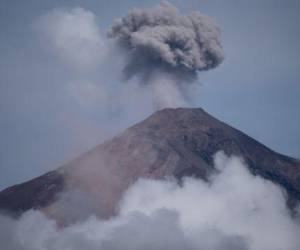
[37,7,105,69]
[1,152,300,250]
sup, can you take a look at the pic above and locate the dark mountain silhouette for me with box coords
[1,108,300,221]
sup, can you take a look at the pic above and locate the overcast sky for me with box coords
[0,0,299,190]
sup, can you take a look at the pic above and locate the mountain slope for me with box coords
[1,108,300,220]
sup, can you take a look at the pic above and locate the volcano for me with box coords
[1,108,300,222]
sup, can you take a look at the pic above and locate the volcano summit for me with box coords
[1,108,299,223]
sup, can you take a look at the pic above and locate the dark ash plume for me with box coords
[108,1,224,83]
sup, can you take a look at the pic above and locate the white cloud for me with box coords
[120,152,300,250]
[1,152,300,250]
[37,7,105,69]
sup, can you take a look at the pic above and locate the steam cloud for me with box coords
[108,1,224,109]
[38,7,105,70]
[1,153,300,250]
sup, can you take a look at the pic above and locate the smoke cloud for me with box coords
[1,153,300,250]
[108,1,224,109]
[37,7,105,70]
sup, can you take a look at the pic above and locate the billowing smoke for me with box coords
[108,1,224,109]
[1,153,300,250]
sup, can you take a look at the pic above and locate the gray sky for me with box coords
[0,0,299,190]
